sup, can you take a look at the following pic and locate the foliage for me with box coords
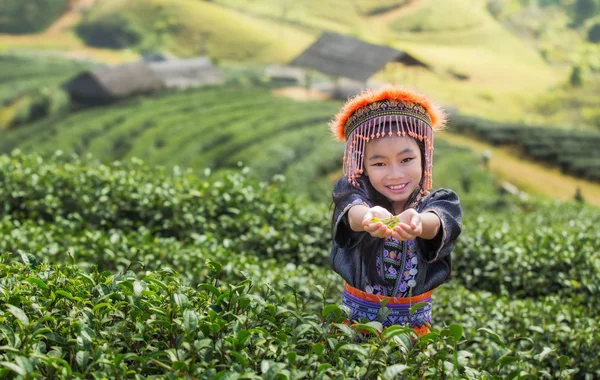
[0,152,599,377]
[449,114,600,182]
[2,258,578,379]
[0,53,91,106]
[573,0,599,25]
[0,87,342,202]
[587,21,600,43]
[0,151,329,266]
[569,65,583,87]
[0,0,68,34]
[75,14,146,49]
[0,87,70,129]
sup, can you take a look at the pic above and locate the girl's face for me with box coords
[364,135,422,211]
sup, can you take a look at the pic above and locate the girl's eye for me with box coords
[373,163,385,167]
[402,157,414,163]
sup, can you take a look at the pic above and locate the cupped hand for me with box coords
[362,206,395,239]
[393,208,423,241]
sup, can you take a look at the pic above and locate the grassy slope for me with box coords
[80,0,314,63]
[0,0,572,123]
[208,0,560,123]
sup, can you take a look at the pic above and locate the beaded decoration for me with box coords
[330,87,446,192]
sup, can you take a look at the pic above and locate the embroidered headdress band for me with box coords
[330,86,446,191]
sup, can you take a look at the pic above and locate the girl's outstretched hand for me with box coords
[393,209,423,241]
[362,206,397,239]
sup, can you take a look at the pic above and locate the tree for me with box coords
[573,0,598,26]
[588,22,600,43]
[569,65,583,87]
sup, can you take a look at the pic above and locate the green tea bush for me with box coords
[1,152,599,377]
[0,151,330,266]
[454,203,600,301]
[0,259,576,379]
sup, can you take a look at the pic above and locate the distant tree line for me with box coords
[0,0,69,34]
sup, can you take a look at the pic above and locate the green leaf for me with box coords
[478,327,505,348]
[322,304,342,319]
[559,355,569,369]
[0,361,26,376]
[337,343,368,358]
[354,321,383,336]
[6,305,29,327]
[92,303,112,313]
[183,309,198,332]
[25,277,48,290]
[536,346,555,362]
[76,350,89,369]
[409,302,429,315]
[312,343,325,356]
[317,363,333,373]
[332,322,354,336]
[229,351,248,367]
[144,277,169,291]
[199,284,221,298]
[499,356,518,367]
[18,251,39,267]
[448,324,464,341]
[215,370,240,380]
[383,364,409,379]
[382,325,413,341]
[0,325,16,347]
[55,290,75,302]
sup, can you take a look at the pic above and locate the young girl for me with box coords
[330,86,462,336]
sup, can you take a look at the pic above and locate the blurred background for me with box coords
[1,0,600,204]
[1,0,600,378]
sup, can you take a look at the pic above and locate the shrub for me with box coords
[76,14,145,49]
[0,0,68,34]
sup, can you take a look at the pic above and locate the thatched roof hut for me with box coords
[63,62,164,104]
[290,32,429,82]
[64,57,224,104]
[148,57,223,89]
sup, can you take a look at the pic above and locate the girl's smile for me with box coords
[364,135,422,210]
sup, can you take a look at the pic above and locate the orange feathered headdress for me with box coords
[330,86,447,191]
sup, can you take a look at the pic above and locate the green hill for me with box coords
[0,84,493,202]
[2,0,599,126]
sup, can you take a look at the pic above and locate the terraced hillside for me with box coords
[0,87,342,200]
[0,54,92,105]
[0,83,492,201]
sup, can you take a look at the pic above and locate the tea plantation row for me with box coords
[450,114,600,182]
[1,152,598,378]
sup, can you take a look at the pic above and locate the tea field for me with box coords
[0,147,599,378]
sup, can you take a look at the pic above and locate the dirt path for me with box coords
[46,0,99,35]
[0,0,134,64]
[439,132,600,208]
[369,0,423,24]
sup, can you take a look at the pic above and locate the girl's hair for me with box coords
[332,135,427,286]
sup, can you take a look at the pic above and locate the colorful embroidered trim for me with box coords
[342,283,432,334]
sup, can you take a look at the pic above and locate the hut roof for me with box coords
[290,32,429,82]
[86,62,164,97]
[142,51,177,62]
[148,57,223,89]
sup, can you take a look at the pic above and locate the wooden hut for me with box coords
[63,62,164,104]
[290,32,430,97]
[64,57,224,104]
[147,57,223,90]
